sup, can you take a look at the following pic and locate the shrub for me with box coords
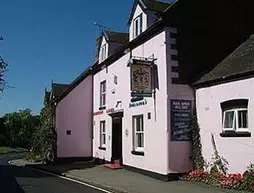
[183,169,209,182]
[183,170,254,192]
[240,170,254,191]
[218,173,243,189]
[24,152,42,163]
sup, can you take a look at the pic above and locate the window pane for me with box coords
[103,134,106,145]
[238,110,248,128]
[140,117,143,131]
[135,19,139,37]
[136,117,141,131]
[139,14,143,34]
[100,121,106,146]
[102,94,106,106]
[102,81,106,92]
[100,81,106,106]
[140,133,144,148]
[102,122,105,132]
[136,133,141,147]
[224,111,235,128]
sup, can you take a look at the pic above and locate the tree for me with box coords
[0,56,8,92]
[2,109,40,148]
[31,106,57,163]
[190,108,205,170]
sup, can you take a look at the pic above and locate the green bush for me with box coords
[24,152,42,163]
[30,106,57,163]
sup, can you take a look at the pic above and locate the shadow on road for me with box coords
[0,164,52,193]
[26,159,96,174]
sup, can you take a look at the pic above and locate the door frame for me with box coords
[109,112,123,163]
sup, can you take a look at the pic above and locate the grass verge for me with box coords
[0,146,27,154]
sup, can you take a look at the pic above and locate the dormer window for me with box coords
[100,44,107,61]
[133,14,143,38]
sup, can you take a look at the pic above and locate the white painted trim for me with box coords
[170,49,178,55]
[171,72,179,79]
[171,61,178,67]
[169,27,178,34]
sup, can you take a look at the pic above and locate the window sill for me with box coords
[99,106,106,110]
[131,150,144,156]
[220,131,251,137]
[98,147,106,150]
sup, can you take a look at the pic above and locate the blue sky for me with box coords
[0,0,134,116]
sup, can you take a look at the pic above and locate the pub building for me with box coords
[53,0,254,180]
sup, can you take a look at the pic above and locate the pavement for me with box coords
[10,158,242,193]
[0,153,109,193]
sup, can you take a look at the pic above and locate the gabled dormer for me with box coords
[97,30,129,64]
[128,0,171,41]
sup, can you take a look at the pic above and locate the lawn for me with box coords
[0,146,27,154]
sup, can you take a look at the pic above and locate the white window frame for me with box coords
[100,44,106,61]
[100,81,106,107]
[133,14,143,38]
[100,121,106,148]
[223,108,248,132]
[133,115,144,152]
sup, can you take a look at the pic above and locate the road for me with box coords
[0,154,107,193]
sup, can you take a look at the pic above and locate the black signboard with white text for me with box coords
[171,100,192,141]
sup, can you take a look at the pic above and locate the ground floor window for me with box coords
[221,99,248,132]
[100,121,106,147]
[133,115,144,152]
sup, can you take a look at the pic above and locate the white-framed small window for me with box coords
[100,81,106,107]
[222,99,249,132]
[133,115,144,152]
[100,121,106,147]
[223,108,248,132]
[133,14,143,38]
[100,44,106,61]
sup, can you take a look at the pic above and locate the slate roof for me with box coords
[143,0,171,13]
[51,83,69,98]
[104,30,129,44]
[195,35,254,86]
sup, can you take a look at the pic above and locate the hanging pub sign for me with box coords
[170,99,192,141]
[130,59,153,95]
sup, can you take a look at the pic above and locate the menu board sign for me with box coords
[171,100,192,141]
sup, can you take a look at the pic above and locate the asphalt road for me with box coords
[0,154,107,193]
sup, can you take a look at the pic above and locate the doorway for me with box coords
[111,115,123,163]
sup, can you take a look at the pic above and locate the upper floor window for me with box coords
[100,81,106,107]
[133,14,143,38]
[100,44,107,61]
[221,99,248,132]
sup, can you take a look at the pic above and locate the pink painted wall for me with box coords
[165,27,194,174]
[196,78,254,173]
[56,74,93,158]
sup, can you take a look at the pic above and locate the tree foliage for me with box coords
[31,106,57,163]
[0,109,40,148]
[190,108,205,170]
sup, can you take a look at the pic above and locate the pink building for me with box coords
[50,0,254,180]
[91,0,254,180]
[55,69,93,159]
[195,35,254,173]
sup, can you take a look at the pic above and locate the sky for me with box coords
[0,0,134,116]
